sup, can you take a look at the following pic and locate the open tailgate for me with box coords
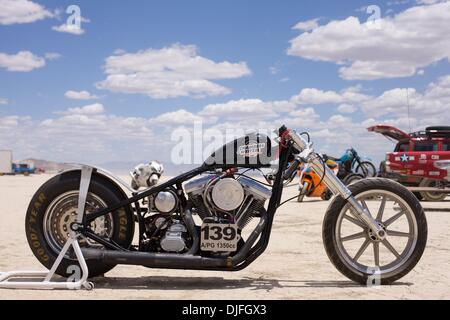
[367,125,410,141]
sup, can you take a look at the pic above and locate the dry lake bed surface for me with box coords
[0,174,449,300]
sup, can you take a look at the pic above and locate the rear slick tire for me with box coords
[322,178,427,285]
[25,171,135,278]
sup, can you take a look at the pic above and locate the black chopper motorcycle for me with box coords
[25,126,427,285]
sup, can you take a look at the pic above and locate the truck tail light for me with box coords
[385,161,391,173]
[435,161,450,181]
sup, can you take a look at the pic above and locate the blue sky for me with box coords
[1,0,450,170]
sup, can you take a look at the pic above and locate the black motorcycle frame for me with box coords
[75,133,293,271]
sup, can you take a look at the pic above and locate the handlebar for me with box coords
[280,127,338,188]
[279,126,310,152]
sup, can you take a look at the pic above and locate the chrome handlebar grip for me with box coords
[286,130,308,151]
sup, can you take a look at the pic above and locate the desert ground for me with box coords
[0,173,449,300]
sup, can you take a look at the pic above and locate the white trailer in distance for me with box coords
[0,150,13,174]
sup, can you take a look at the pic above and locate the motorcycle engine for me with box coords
[141,174,271,253]
[142,190,190,253]
[211,178,245,211]
[184,174,272,229]
[160,220,188,253]
[143,215,190,253]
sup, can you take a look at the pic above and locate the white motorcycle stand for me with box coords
[0,166,94,290]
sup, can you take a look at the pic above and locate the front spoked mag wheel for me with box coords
[323,178,427,285]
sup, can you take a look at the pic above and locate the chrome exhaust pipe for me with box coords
[82,248,229,270]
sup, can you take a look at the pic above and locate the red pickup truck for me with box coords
[368,125,450,201]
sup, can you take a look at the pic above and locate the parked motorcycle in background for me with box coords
[323,148,377,185]
[296,156,338,202]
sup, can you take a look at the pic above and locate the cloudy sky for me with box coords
[1,0,450,171]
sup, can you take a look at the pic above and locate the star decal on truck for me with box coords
[400,154,410,162]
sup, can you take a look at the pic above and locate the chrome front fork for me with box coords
[287,129,385,240]
[307,153,386,240]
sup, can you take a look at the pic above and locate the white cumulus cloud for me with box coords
[199,99,294,121]
[44,52,62,60]
[291,86,372,105]
[96,44,251,99]
[416,0,448,4]
[65,90,99,100]
[52,23,85,35]
[337,104,357,114]
[57,103,105,116]
[0,0,53,25]
[292,18,320,31]
[362,74,450,122]
[0,51,46,72]
[151,109,204,125]
[288,2,450,80]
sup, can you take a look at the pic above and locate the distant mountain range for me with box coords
[19,158,198,176]
[19,158,76,173]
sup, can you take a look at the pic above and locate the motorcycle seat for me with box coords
[326,162,338,169]
[323,154,340,162]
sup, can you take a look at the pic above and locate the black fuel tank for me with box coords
[204,133,273,168]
